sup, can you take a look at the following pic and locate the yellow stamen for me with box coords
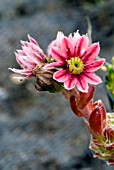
[67,57,84,74]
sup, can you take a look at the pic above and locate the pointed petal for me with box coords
[16,50,26,56]
[28,43,45,58]
[51,47,67,62]
[15,53,36,69]
[76,75,89,92]
[68,33,73,40]
[13,74,33,81]
[44,62,64,69]
[53,70,68,82]
[82,43,100,63]
[84,59,105,72]
[64,76,77,90]
[32,51,43,62]
[20,40,29,47]
[61,37,74,58]
[75,35,89,57]
[22,46,41,64]
[28,34,38,45]
[47,40,56,56]
[8,68,32,75]
[82,72,102,85]
[56,31,64,48]
[72,30,81,44]
[15,53,25,67]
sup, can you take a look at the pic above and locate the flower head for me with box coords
[45,31,105,92]
[9,35,63,93]
[9,35,46,81]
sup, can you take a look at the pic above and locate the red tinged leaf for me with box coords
[79,85,95,109]
[89,107,102,136]
[98,101,106,129]
[70,95,83,117]
[89,100,107,137]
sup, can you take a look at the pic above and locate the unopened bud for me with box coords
[35,69,63,93]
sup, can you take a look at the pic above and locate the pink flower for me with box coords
[9,35,46,81]
[45,31,105,92]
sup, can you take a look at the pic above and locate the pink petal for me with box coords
[82,43,100,63]
[82,72,102,85]
[22,46,40,64]
[47,40,56,56]
[61,37,74,58]
[13,74,33,81]
[28,43,45,58]
[75,35,89,57]
[84,59,105,72]
[53,70,69,82]
[22,41,38,52]
[28,34,38,45]
[72,30,81,44]
[32,51,43,62]
[16,53,33,64]
[56,31,64,48]
[20,40,29,47]
[51,47,67,62]
[68,33,73,40]
[8,68,32,75]
[44,62,64,69]
[15,53,36,69]
[64,76,77,90]
[15,53,25,67]
[16,50,26,56]
[76,75,88,92]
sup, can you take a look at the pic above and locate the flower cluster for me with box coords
[9,31,114,165]
[9,35,46,81]
[46,31,105,92]
[9,35,62,92]
[9,31,105,93]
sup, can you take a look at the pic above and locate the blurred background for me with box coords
[0,0,114,169]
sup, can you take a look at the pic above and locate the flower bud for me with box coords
[35,69,64,93]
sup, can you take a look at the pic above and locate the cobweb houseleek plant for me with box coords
[9,31,114,165]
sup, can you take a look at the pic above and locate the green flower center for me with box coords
[67,57,84,74]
